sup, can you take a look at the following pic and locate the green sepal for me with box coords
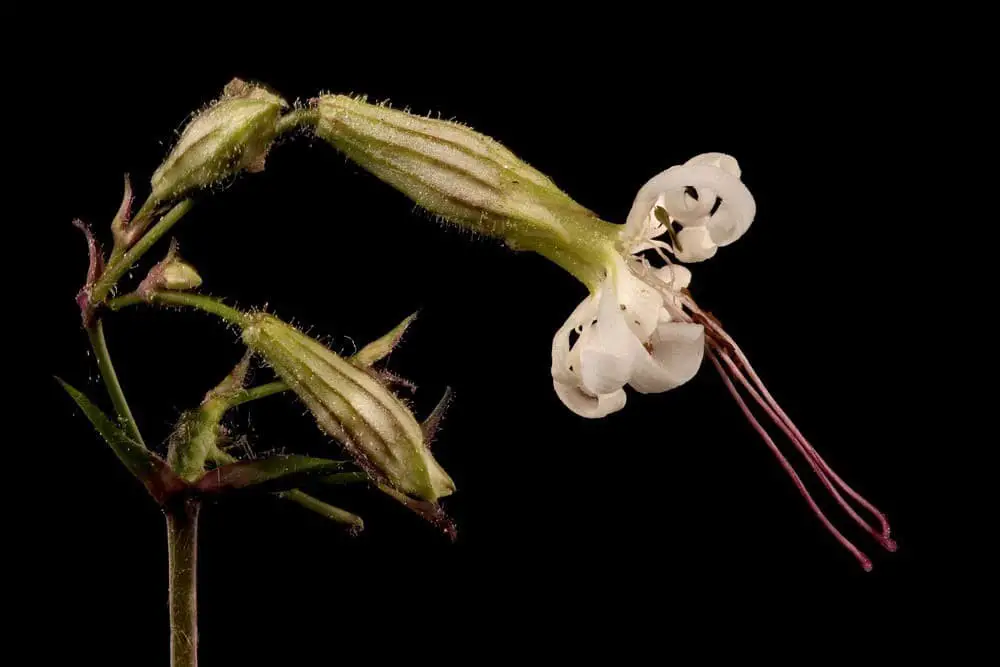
[351,312,417,367]
[377,482,457,541]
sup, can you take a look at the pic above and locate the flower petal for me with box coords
[626,163,755,243]
[579,280,639,395]
[674,226,718,262]
[628,322,705,394]
[616,260,663,340]
[705,202,754,247]
[660,185,714,226]
[652,263,692,292]
[553,380,627,418]
[687,152,742,178]
[551,292,599,385]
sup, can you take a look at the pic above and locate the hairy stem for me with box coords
[229,381,289,407]
[166,498,200,667]
[280,489,364,529]
[107,291,248,327]
[86,319,145,446]
[276,108,320,135]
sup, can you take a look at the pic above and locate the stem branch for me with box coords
[276,108,320,135]
[86,319,145,446]
[229,381,289,407]
[107,291,248,327]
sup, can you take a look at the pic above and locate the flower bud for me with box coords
[241,312,456,502]
[150,78,287,203]
[313,95,618,287]
[137,239,202,298]
[168,353,251,482]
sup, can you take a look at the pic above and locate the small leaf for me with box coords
[195,455,349,493]
[280,489,364,532]
[57,377,185,504]
[351,312,418,367]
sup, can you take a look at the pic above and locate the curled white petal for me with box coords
[674,226,718,262]
[687,152,741,178]
[550,292,599,385]
[578,280,639,395]
[628,322,705,394]
[626,161,751,231]
[553,379,627,418]
[549,250,707,417]
[660,186,714,226]
[640,193,671,239]
[705,200,752,247]
[651,263,692,292]
[615,260,663,340]
[623,153,756,257]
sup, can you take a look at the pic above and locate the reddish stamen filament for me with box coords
[688,300,895,571]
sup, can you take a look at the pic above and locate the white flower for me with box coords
[623,152,757,263]
[550,256,704,418]
[549,152,758,418]
[546,152,897,569]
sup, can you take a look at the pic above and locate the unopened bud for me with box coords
[137,239,202,298]
[151,78,287,203]
[241,312,456,502]
[313,95,618,287]
[168,353,251,482]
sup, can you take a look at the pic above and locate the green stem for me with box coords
[166,498,200,667]
[92,199,194,304]
[276,108,320,135]
[229,381,289,407]
[280,489,364,529]
[86,319,145,447]
[107,291,248,327]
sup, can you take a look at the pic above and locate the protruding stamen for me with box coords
[686,295,894,547]
[708,349,874,571]
[714,347,893,550]
[729,344,893,545]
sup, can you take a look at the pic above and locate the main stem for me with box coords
[166,498,200,667]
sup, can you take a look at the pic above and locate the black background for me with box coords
[20,23,973,664]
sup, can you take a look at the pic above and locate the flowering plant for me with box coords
[62,79,896,666]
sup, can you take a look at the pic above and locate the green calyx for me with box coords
[241,312,455,502]
[168,354,252,482]
[150,78,288,204]
[313,94,619,289]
